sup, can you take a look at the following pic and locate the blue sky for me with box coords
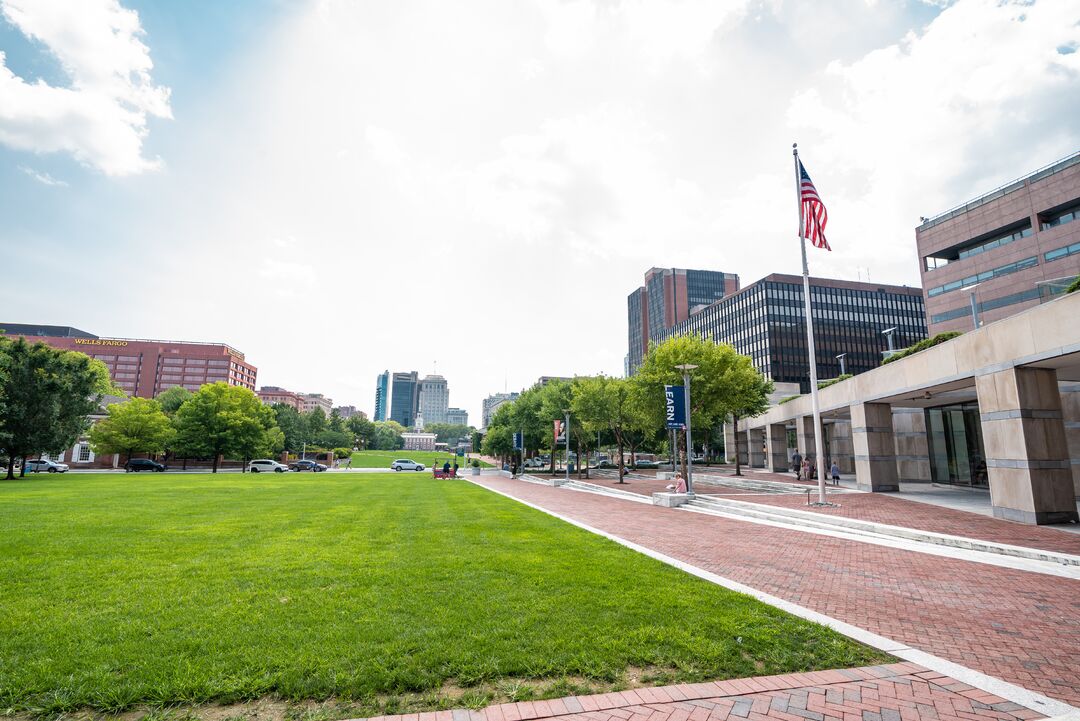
[1,0,1078,423]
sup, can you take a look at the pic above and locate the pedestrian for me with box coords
[791,450,802,480]
[443,460,451,475]
[830,459,840,485]
[453,461,459,477]
[345,456,352,470]
[666,472,687,494]
[800,457,810,482]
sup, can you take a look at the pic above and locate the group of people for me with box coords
[442,460,460,476]
[791,450,841,484]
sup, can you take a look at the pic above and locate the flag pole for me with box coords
[793,143,827,505]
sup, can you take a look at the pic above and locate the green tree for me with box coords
[426,423,471,444]
[347,414,376,449]
[271,403,306,452]
[371,420,405,450]
[171,383,282,473]
[636,336,762,479]
[305,407,328,438]
[0,338,104,479]
[538,379,592,478]
[573,375,648,483]
[155,386,193,416]
[88,397,174,465]
[328,408,346,433]
[722,359,774,476]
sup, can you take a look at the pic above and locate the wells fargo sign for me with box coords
[74,338,129,347]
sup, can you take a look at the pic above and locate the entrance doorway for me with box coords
[925,402,988,489]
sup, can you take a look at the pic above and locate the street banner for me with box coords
[554,419,565,443]
[665,385,686,429]
[513,432,523,450]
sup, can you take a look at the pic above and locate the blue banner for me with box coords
[664,385,686,429]
[513,432,523,450]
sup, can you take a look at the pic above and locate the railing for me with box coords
[918,150,1080,231]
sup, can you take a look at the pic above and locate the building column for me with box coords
[829,419,855,474]
[976,367,1078,524]
[796,415,816,465]
[851,402,900,492]
[723,421,735,464]
[1061,381,1080,499]
[748,427,766,468]
[766,423,789,473]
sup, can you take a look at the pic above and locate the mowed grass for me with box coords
[0,473,887,716]
[349,450,492,468]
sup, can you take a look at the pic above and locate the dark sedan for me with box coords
[289,459,327,472]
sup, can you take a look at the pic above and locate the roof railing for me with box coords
[918,150,1080,231]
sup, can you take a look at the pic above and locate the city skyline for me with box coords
[1,1,1078,426]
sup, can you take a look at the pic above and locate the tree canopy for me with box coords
[88,397,174,462]
[171,383,281,473]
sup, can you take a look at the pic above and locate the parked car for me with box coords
[290,459,327,472]
[595,459,619,469]
[634,459,661,469]
[24,459,69,473]
[523,457,545,469]
[248,459,288,473]
[125,458,167,472]
[391,459,425,471]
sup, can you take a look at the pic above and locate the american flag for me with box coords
[799,160,830,251]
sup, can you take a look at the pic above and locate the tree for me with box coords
[538,380,591,478]
[371,421,405,450]
[635,336,760,480]
[88,397,174,465]
[573,376,647,483]
[171,383,281,473]
[426,423,471,444]
[347,414,376,449]
[156,386,193,416]
[271,403,306,452]
[722,359,774,477]
[305,407,328,438]
[0,338,104,479]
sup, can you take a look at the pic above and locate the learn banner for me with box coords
[664,385,685,429]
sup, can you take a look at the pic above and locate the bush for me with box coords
[333,447,351,459]
[471,459,480,468]
[1067,275,1080,294]
[881,331,963,364]
[777,374,852,404]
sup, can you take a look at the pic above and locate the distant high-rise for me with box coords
[627,268,739,374]
[481,392,519,429]
[418,374,449,425]
[447,407,469,426]
[389,371,420,427]
[374,370,389,421]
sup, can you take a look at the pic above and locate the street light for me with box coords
[835,353,847,376]
[674,363,698,494]
[562,409,571,484]
[967,282,982,329]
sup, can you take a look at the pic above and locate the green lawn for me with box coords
[0,473,887,717]
[349,449,492,468]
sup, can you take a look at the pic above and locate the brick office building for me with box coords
[917,151,1080,335]
[0,324,257,398]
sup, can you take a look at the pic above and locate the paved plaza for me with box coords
[459,471,1080,721]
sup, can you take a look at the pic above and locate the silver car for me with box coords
[248,459,289,473]
[391,459,425,471]
[25,459,69,473]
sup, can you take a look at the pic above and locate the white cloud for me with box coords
[18,164,68,186]
[0,0,171,175]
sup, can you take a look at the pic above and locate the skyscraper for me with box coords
[374,370,389,421]
[627,268,739,374]
[389,371,420,427]
[418,374,449,425]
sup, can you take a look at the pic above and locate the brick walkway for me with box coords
[362,663,1044,721]
[471,475,1080,709]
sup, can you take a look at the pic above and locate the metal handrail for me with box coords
[918,150,1080,230]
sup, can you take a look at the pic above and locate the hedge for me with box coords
[881,331,963,364]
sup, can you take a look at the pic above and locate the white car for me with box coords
[248,459,289,473]
[24,459,69,473]
[391,459,425,471]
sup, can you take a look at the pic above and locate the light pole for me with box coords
[835,353,847,376]
[563,409,571,484]
[674,363,698,494]
[967,283,982,329]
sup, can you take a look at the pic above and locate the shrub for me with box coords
[333,447,351,459]
[882,331,963,364]
[1067,275,1080,294]
[777,374,852,404]
[471,459,480,468]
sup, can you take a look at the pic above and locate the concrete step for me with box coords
[685,495,1080,568]
[561,480,652,503]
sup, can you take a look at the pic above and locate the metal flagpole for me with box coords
[793,143,828,505]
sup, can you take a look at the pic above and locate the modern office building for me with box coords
[481,392,519,430]
[299,393,333,414]
[446,407,469,426]
[917,151,1080,334]
[389,371,420,427]
[258,386,302,409]
[1,324,257,398]
[649,274,926,394]
[374,370,389,421]
[418,374,449,425]
[627,268,740,374]
[535,376,571,388]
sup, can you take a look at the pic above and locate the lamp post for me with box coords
[674,363,698,494]
[562,409,571,484]
[835,353,847,376]
[967,283,982,329]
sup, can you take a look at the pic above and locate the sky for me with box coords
[1,0,1078,425]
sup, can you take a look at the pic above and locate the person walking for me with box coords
[791,450,803,480]
[800,457,810,483]
[830,459,840,485]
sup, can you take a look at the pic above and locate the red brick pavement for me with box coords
[691,469,1080,556]
[471,476,1080,708]
[362,663,1045,721]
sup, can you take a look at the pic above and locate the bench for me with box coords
[433,469,458,479]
